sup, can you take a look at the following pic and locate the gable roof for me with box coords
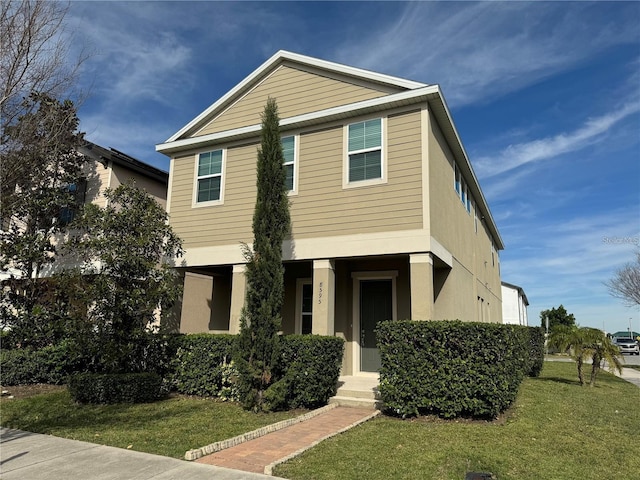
[79,141,168,184]
[156,51,504,250]
[165,50,427,143]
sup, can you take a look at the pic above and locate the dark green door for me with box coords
[360,279,393,372]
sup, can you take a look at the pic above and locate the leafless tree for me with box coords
[606,250,640,307]
[1,0,86,133]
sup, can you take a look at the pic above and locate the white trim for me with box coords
[192,149,225,207]
[409,253,433,265]
[166,158,174,215]
[180,229,431,266]
[156,86,440,154]
[351,271,398,376]
[282,134,298,196]
[343,117,387,189]
[295,278,313,334]
[165,50,427,143]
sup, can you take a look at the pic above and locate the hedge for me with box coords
[268,334,344,410]
[172,333,344,409]
[0,342,87,385]
[171,334,236,397]
[376,320,537,419]
[68,372,165,404]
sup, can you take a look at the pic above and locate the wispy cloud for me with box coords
[475,100,640,178]
[335,2,640,106]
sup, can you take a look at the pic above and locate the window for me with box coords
[196,150,223,203]
[58,179,87,225]
[296,279,313,334]
[282,136,295,192]
[348,118,382,183]
[454,164,471,213]
[474,201,478,233]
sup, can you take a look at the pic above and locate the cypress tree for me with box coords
[235,98,291,411]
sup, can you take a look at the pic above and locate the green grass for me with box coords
[275,362,640,480]
[0,392,300,458]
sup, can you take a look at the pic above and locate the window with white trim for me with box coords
[454,164,461,195]
[196,150,223,203]
[282,135,295,192]
[296,279,313,334]
[348,118,382,182]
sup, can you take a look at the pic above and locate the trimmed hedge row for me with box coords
[68,373,165,404]
[376,320,544,419]
[271,334,344,409]
[0,342,85,385]
[171,334,236,397]
[171,334,344,410]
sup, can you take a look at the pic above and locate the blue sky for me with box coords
[65,1,640,334]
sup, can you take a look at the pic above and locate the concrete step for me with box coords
[334,387,379,400]
[328,396,379,409]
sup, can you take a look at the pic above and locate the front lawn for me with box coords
[0,391,301,458]
[275,362,640,480]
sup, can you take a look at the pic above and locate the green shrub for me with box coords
[377,320,531,419]
[525,326,545,377]
[0,342,87,385]
[171,334,236,397]
[68,372,165,404]
[170,333,343,409]
[269,335,344,410]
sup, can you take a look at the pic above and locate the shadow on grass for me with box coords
[530,376,581,386]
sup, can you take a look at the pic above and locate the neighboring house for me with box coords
[77,141,168,211]
[156,51,504,376]
[0,141,168,280]
[501,282,529,326]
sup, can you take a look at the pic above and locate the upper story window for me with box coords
[196,149,223,204]
[282,135,295,192]
[454,163,472,213]
[347,118,383,183]
[58,179,87,225]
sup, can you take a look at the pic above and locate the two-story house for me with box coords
[156,51,504,376]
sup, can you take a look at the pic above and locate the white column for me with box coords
[410,253,434,320]
[228,264,247,334]
[312,259,335,335]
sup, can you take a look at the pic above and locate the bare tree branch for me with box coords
[606,251,640,307]
[1,0,87,133]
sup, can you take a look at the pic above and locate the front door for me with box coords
[360,279,393,372]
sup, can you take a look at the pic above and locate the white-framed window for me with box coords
[282,135,296,193]
[454,163,472,213]
[295,278,313,334]
[345,118,385,186]
[195,149,224,204]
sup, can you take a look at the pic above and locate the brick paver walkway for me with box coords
[195,406,375,474]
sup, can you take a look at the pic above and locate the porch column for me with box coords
[312,259,335,335]
[410,253,434,320]
[228,264,247,334]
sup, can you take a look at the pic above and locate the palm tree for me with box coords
[585,330,622,387]
[548,326,622,386]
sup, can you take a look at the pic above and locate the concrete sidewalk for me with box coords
[617,367,640,388]
[0,427,278,480]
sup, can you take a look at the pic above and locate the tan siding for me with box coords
[428,111,502,322]
[82,161,112,208]
[170,110,424,250]
[195,66,390,137]
[290,111,423,239]
[169,146,257,249]
[111,164,168,209]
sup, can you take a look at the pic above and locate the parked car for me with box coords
[614,337,640,355]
